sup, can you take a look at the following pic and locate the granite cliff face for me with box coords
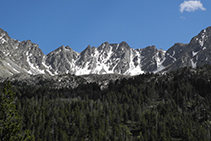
[161,26,211,72]
[0,26,211,78]
[0,28,46,77]
[42,41,166,76]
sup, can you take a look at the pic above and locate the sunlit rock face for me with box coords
[0,26,211,78]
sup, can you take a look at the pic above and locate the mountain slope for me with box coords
[0,29,46,77]
[0,26,211,78]
[161,26,211,72]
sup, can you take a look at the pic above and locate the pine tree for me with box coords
[0,81,34,141]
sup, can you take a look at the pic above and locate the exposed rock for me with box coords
[0,26,211,79]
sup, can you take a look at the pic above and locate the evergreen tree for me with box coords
[0,81,34,141]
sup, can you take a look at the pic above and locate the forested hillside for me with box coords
[1,65,211,140]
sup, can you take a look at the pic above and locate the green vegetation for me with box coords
[0,81,34,141]
[1,65,211,140]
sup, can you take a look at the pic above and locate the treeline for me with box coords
[1,65,211,140]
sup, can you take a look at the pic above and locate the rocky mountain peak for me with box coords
[55,45,73,53]
[0,28,9,45]
[97,42,112,53]
[0,28,8,36]
[103,41,110,45]
[1,26,211,78]
[200,26,211,35]
[0,28,5,33]
[65,45,73,50]
[80,45,95,59]
[118,41,130,50]
[190,26,211,47]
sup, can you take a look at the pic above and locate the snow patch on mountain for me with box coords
[199,29,208,47]
[0,33,7,44]
[191,59,197,68]
[0,26,211,78]
[192,51,198,57]
[26,55,45,75]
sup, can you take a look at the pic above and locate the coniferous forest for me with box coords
[2,65,211,140]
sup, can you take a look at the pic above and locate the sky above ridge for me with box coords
[0,0,210,54]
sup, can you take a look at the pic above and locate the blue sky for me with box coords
[0,0,210,54]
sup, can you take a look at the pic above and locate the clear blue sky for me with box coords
[0,0,210,54]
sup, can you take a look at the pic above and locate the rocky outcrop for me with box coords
[0,26,211,78]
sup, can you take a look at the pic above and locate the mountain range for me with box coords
[0,26,211,79]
